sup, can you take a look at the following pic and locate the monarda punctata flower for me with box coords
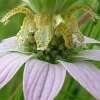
[0,0,100,100]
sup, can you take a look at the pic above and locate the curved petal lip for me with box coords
[77,50,100,61]
[59,60,100,99]
[83,36,100,44]
[23,60,66,100]
[0,36,17,53]
[0,52,32,89]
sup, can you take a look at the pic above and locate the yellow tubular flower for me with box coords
[17,15,36,45]
[67,16,84,44]
[55,23,73,49]
[0,6,33,25]
[0,2,99,51]
[66,2,99,20]
[34,14,53,50]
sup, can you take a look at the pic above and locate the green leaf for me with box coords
[29,0,42,13]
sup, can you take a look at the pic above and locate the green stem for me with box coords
[8,83,22,100]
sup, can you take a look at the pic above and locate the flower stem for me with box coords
[8,83,22,100]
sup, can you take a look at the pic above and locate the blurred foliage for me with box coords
[0,0,100,100]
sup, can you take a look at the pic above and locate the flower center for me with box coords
[0,4,99,63]
[36,36,81,64]
[15,13,83,63]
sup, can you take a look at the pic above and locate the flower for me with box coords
[0,0,100,99]
[0,35,100,100]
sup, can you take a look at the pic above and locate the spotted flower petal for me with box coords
[84,36,100,44]
[60,61,100,99]
[0,52,31,89]
[0,36,17,53]
[23,60,66,100]
[79,50,100,61]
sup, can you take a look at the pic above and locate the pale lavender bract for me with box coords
[0,36,100,100]
[24,60,66,100]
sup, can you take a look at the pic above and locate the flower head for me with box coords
[0,0,100,100]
